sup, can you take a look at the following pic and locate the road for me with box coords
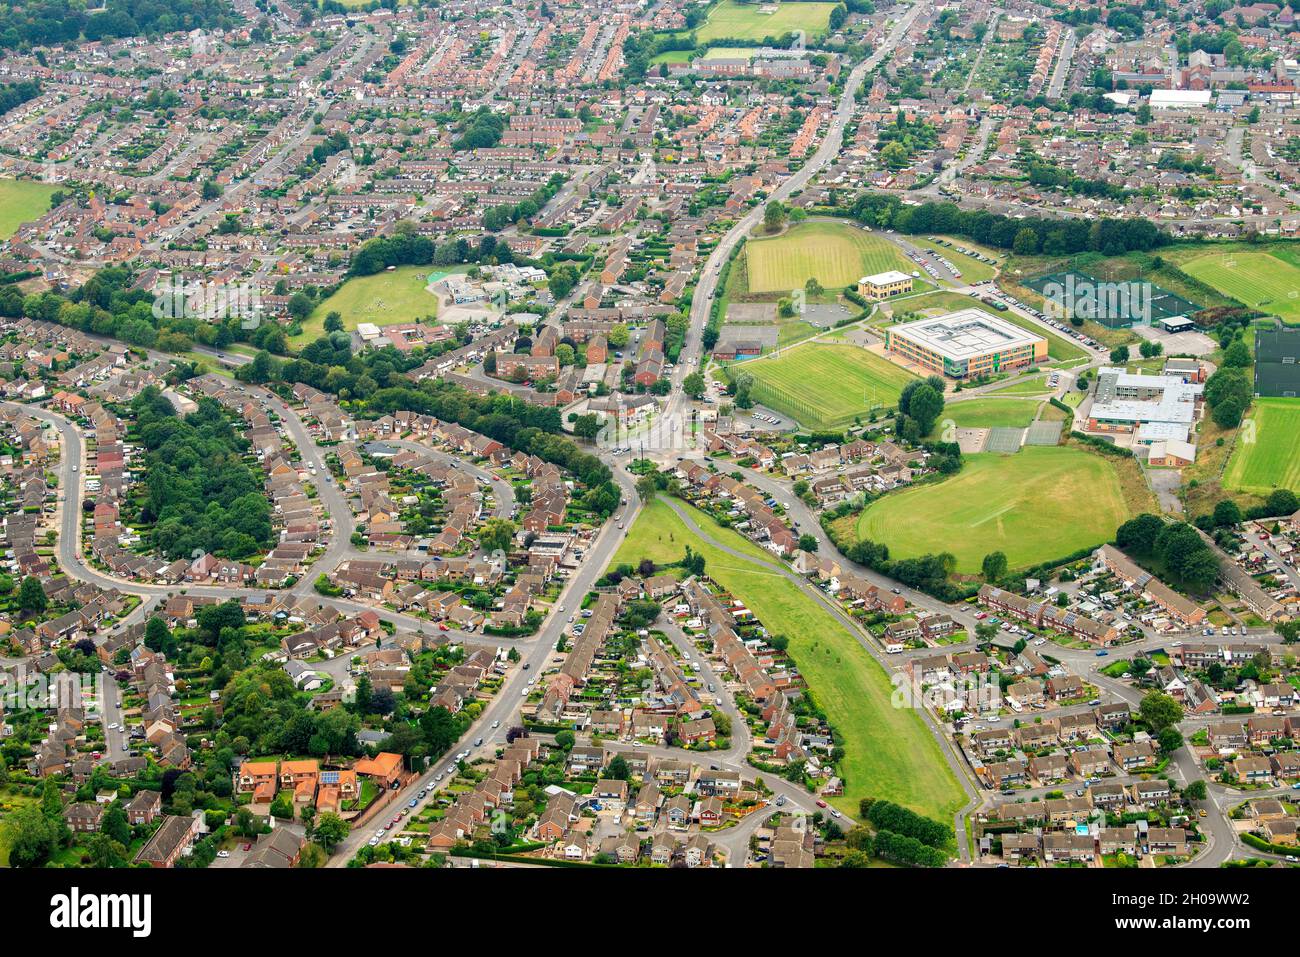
[669,0,928,421]
[322,464,642,865]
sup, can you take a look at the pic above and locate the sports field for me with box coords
[1181,250,1300,323]
[932,396,1043,435]
[1223,397,1300,495]
[740,342,917,428]
[614,497,966,822]
[857,446,1131,573]
[745,221,916,294]
[0,179,55,240]
[694,0,838,44]
[291,266,451,348]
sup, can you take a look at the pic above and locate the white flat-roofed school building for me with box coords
[883,308,1048,379]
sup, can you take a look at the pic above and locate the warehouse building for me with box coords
[883,309,1048,379]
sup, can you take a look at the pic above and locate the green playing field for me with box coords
[1181,251,1300,323]
[694,0,839,44]
[1223,397,1300,495]
[744,221,917,294]
[739,342,918,429]
[0,179,55,240]
[857,445,1132,573]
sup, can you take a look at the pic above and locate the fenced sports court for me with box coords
[1022,269,1200,328]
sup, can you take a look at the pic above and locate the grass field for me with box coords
[745,221,917,294]
[0,179,55,240]
[740,342,918,428]
[857,446,1132,573]
[931,396,1043,435]
[613,497,966,821]
[1181,250,1300,323]
[694,0,839,43]
[290,266,451,349]
[1223,398,1300,495]
[986,374,1051,396]
[886,291,982,318]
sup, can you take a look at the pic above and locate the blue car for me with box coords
[1095,650,1109,657]
[408,799,418,808]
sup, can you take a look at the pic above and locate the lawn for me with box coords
[694,0,839,44]
[289,266,453,349]
[857,445,1133,573]
[0,179,55,240]
[1223,397,1300,495]
[986,374,1052,396]
[745,221,917,294]
[1181,250,1300,323]
[740,342,918,428]
[887,290,983,317]
[613,497,966,821]
[930,396,1043,435]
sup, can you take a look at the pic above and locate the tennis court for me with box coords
[1024,270,1200,328]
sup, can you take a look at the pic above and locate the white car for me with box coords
[491,720,500,729]
[216,850,230,858]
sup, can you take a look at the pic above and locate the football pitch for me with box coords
[0,179,55,240]
[1223,397,1300,495]
[744,221,916,294]
[694,0,839,44]
[1181,251,1300,323]
[290,266,451,348]
[856,446,1131,573]
[740,342,917,429]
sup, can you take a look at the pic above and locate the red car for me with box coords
[815,800,828,809]
[438,623,449,631]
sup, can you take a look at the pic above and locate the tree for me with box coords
[798,534,819,553]
[17,575,46,614]
[1221,340,1251,368]
[144,615,172,653]
[880,140,909,170]
[478,518,516,555]
[763,201,787,234]
[323,311,345,333]
[314,813,350,851]
[1212,499,1242,528]
[1157,726,1184,753]
[5,806,58,867]
[981,551,1008,582]
[635,474,658,503]
[1115,513,1164,555]
[1110,345,1130,364]
[682,371,706,399]
[1184,779,1208,801]
[1139,690,1182,733]
[906,383,944,437]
